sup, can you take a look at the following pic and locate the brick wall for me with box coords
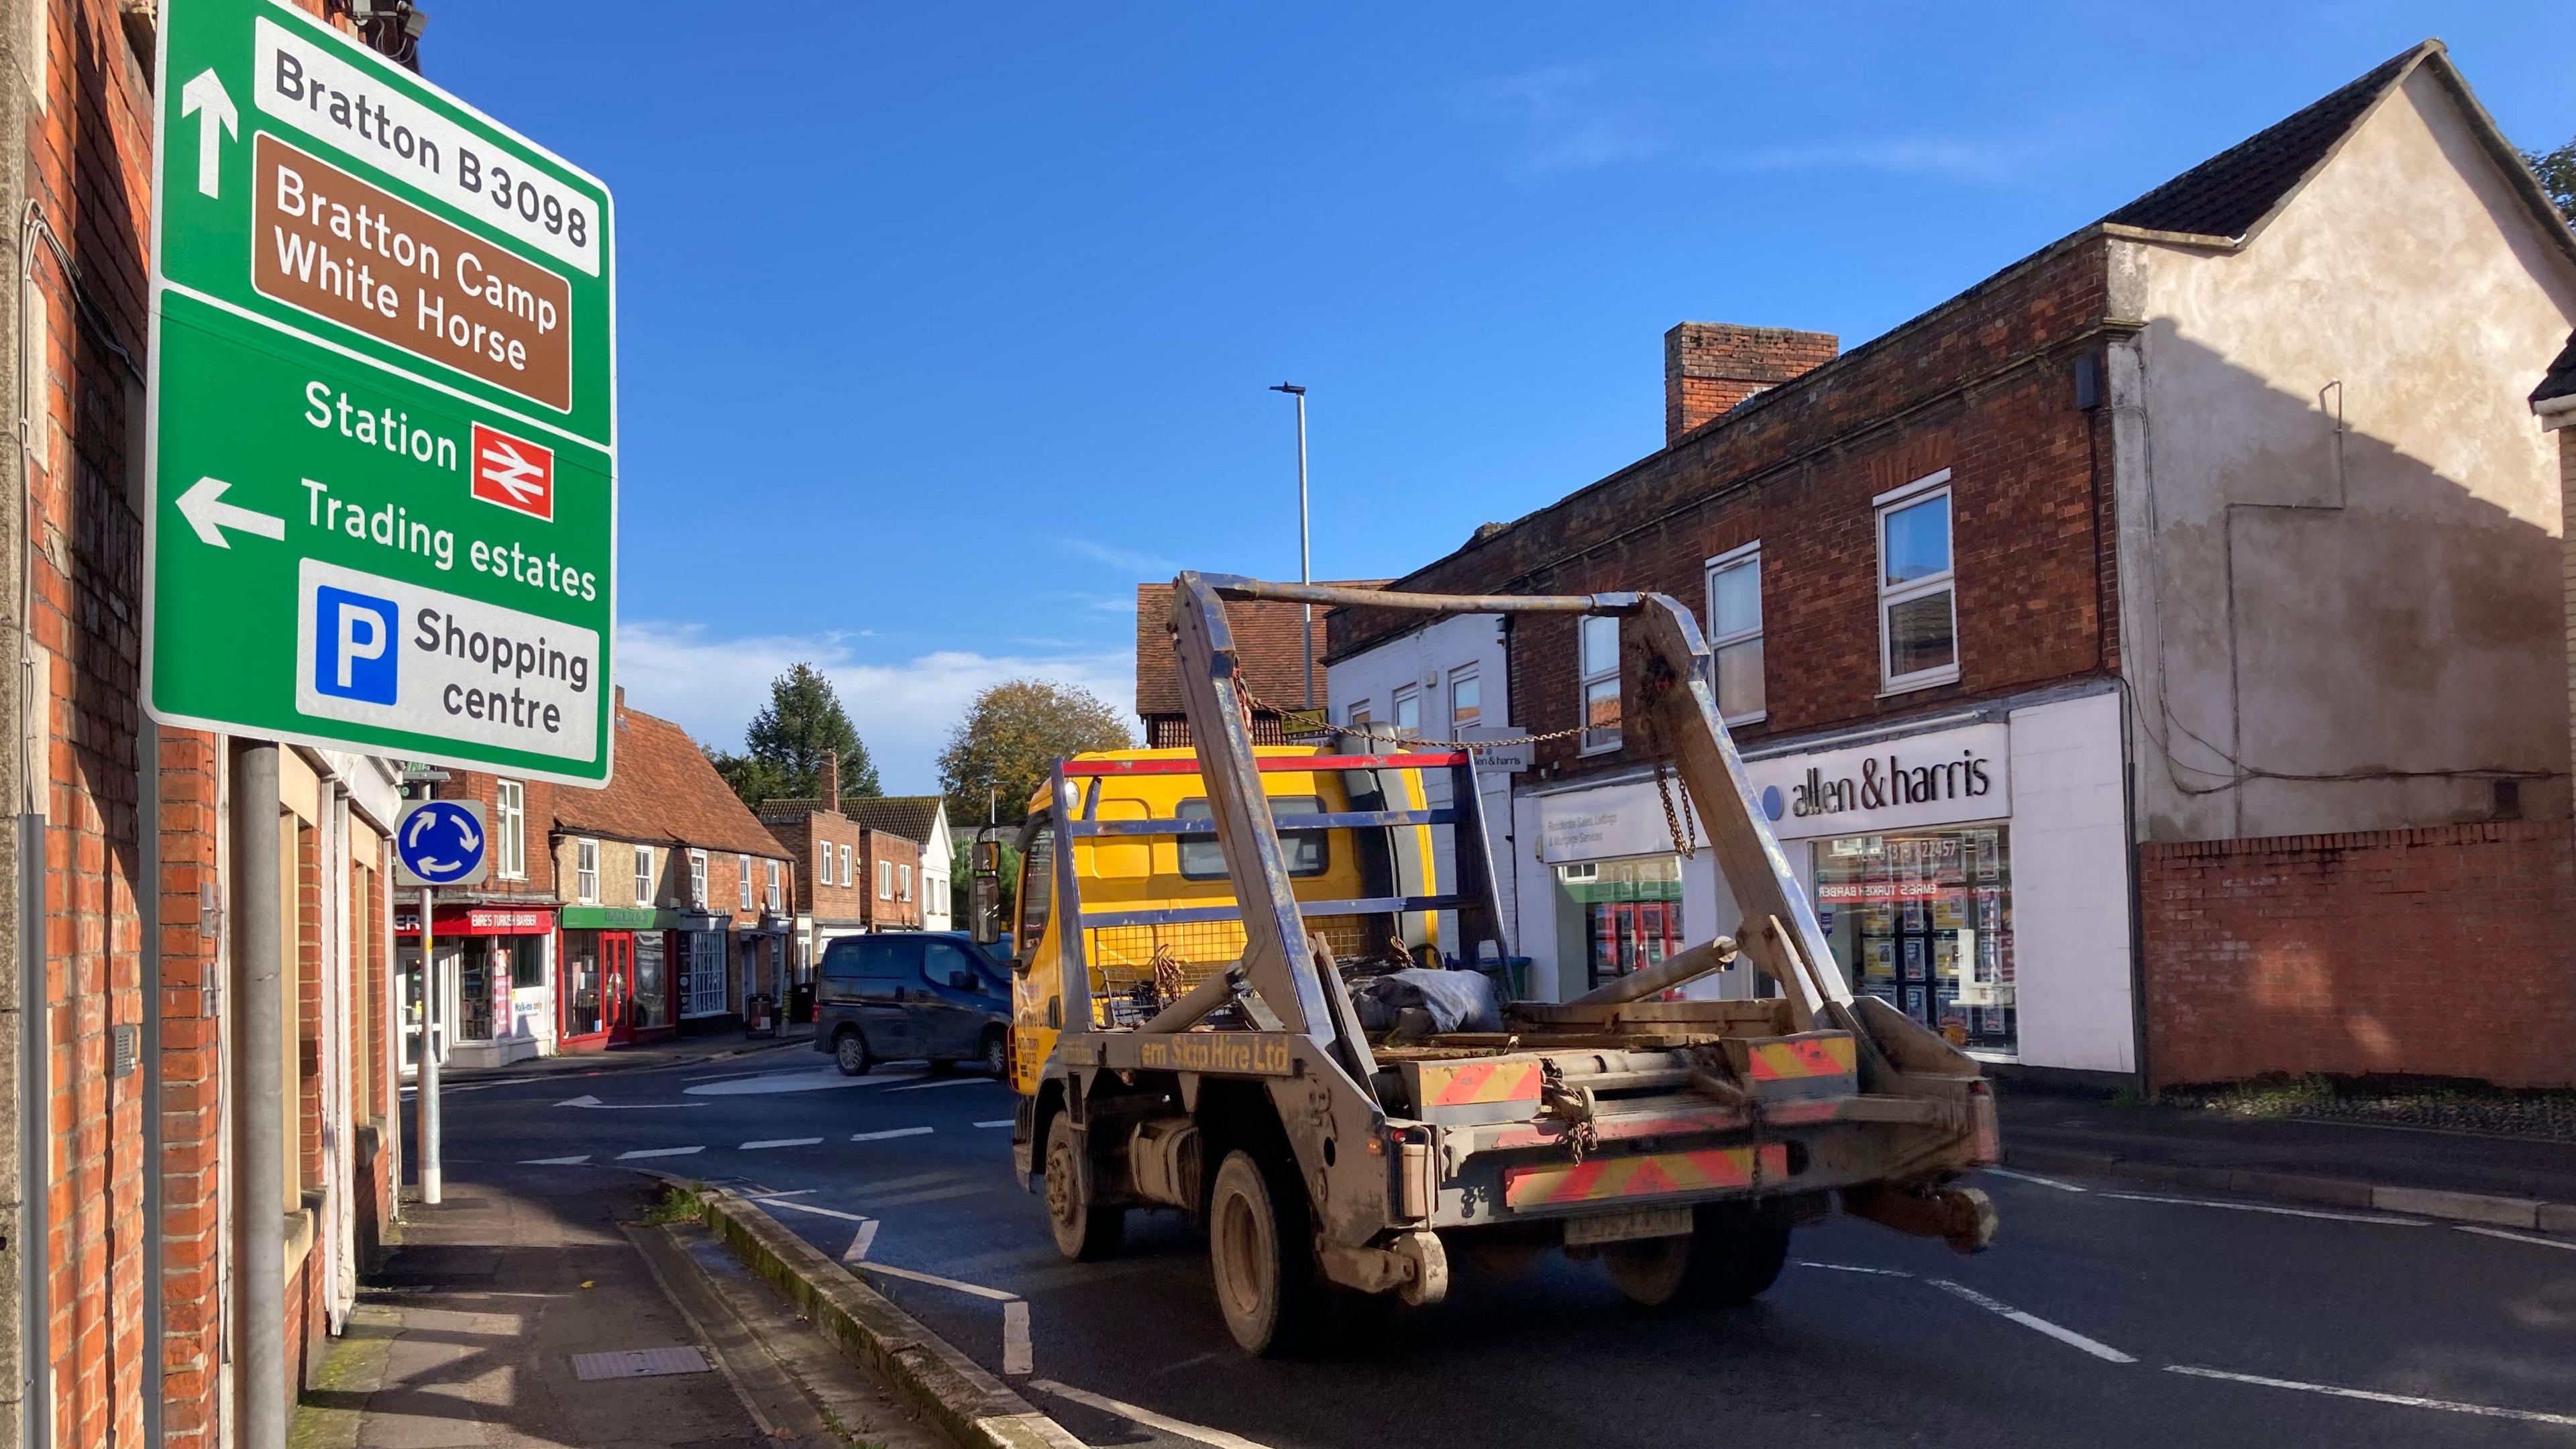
[2139,822,2576,1089]
[768,810,870,922]
[156,733,223,1449]
[439,768,559,898]
[861,830,923,928]
[2560,427,2575,790]
[1665,323,1839,441]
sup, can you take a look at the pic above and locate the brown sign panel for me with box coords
[252,132,573,411]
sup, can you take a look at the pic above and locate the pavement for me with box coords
[423,1023,820,1085]
[292,1163,953,1449]
[405,1049,2576,1449]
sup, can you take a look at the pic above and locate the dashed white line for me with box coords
[1003,1300,1032,1376]
[843,1221,879,1262]
[1796,1260,1914,1277]
[741,1137,824,1151]
[883,1077,999,1092]
[1930,1279,2136,1363]
[974,1120,1013,1129]
[519,1154,590,1166]
[1031,1379,1275,1449]
[851,1126,936,1142]
[861,1260,1019,1302]
[616,1145,705,1161]
[1984,1167,2088,1193]
[2098,1191,2428,1226]
[2454,1224,2576,1252]
[2167,1366,2576,1427]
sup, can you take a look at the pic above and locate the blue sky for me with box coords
[418,3,2573,794]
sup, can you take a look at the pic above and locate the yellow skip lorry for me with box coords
[970,574,1999,1354]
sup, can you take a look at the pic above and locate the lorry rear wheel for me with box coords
[1044,1116,1123,1262]
[1208,1150,1321,1356]
[1682,1208,1792,1304]
[1602,1234,1694,1307]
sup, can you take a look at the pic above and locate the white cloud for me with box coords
[1466,63,1664,176]
[1061,538,1179,576]
[616,620,1138,796]
[1727,136,2023,183]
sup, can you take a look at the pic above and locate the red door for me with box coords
[602,932,635,1045]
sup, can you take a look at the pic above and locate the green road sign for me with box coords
[146,0,616,784]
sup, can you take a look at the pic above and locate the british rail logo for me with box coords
[470,422,555,521]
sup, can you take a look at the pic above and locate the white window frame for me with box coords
[1876,469,1960,694]
[1578,614,1621,755]
[878,859,893,900]
[575,838,598,904]
[1704,540,1766,724]
[1391,686,1421,740]
[689,850,708,906]
[1448,667,1481,731]
[1346,700,1371,733]
[737,853,753,910]
[839,844,853,888]
[494,780,526,880]
[818,839,833,888]
[635,845,654,906]
[765,860,782,913]
[898,863,912,902]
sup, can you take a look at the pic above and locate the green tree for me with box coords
[2527,138,2576,226]
[712,663,883,812]
[937,679,1135,826]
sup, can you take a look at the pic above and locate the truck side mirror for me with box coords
[969,839,1003,947]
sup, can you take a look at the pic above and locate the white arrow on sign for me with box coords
[176,477,284,549]
[178,70,238,201]
[553,1094,708,1111]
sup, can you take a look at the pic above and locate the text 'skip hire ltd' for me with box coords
[144,0,617,785]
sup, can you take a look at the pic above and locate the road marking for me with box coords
[519,1153,591,1166]
[851,1126,936,1142]
[883,1077,998,1092]
[843,1221,879,1262]
[754,1198,873,1225]
[1796,1260,1913,1277]
[557,1093,710,1110]
[2455,1224,2576,1252]
[740,1138,824,1151]
[974,1120,1013,1129]
[860,1261,1019,1303]
[2166,1366,2576,1427]
[2098,1191,2428,1226]
[685,1070,883,1097]
[1929,1279,2135,1363]
[616,1146,706,1161]
[857,1183,993,1209]
[1003,1301,1032,1376]
[1031,1380,1274,1449]
[1984,1167,2088,1193]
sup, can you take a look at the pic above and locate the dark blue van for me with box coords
[814,931,1012,1077]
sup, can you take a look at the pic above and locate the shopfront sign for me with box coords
[1745,722,2010,841]
[395,904,554,935]
[558,905,677,930]
[1536,780,1703,865]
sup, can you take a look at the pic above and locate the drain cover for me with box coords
[570,1346,713,1381]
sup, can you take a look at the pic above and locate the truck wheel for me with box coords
[1208,1150,1322,1356]
[1681,1205,1794,1304]
[833,1029,872,1077]
[1044,1115,1123,1262]
[1601,1234,1693,1307]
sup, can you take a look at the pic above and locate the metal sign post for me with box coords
[145,0,619,784]
[395,798,487,1207]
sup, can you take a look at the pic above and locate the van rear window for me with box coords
[1176,797,1327,880]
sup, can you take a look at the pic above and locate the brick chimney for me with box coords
[820,749,841,813]
[1664,323,1839,442]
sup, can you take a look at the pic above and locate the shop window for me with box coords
[635,845,654,906]
[633,934,671,1030]
[1811,826,2013,1055]
[1449,669,1481,730]
[689,850,708,906]
[682,931,727,1018]
[575,839,598,904]
[1176,796,1326,879]
[458,939,496,1040]
[1579,615,1621,753]
[1705,542,1764,723]
[494,780,525,879]
[738,854,753,910]
[1553,856,1683,990]
[1878,472,1958,691]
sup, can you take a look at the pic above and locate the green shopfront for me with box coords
[557,906,681,1049]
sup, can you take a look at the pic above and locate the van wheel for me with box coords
[979,1029,1009,1078]
[1044,1116,1123,1262]
[833,1029,872,1077]
[1208,1150,1322,1356]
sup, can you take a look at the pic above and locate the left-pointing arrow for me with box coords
[178,70,237,201]
[176,477,284,549]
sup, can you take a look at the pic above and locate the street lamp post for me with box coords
[1270,382,1311,712]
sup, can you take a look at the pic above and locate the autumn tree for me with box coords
[937,679,1134,827]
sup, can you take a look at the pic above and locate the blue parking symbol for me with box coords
[315,585,398,705]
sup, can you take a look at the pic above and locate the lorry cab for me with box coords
[1000,745,1440,1095]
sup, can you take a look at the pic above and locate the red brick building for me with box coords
[1330,43,2576,1091]
[760,751,924,988]
[1136,580,1382,746]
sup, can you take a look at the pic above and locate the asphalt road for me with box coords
[417,1049,2576,1449]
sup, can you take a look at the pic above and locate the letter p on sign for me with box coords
[315,584,398,705]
